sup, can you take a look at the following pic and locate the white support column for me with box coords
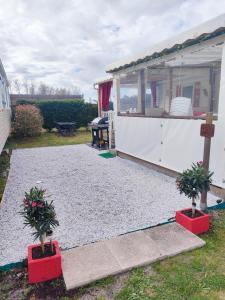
[137,70,145,114]
[114,75,120,113]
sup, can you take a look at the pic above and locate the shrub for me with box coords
[14,105,43,137]
[176,161,213,216]
[16,99,98,131]
[20,187,59,254]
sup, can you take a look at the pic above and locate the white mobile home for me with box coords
[106,14,225,189]
[0,60,10,154]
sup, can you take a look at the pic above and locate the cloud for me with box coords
[0,0,224,99]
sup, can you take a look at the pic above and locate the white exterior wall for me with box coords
[113,42,225,188]
[0,63,11,154]
[0,108,11,153]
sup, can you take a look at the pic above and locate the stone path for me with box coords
[62,223,205,290]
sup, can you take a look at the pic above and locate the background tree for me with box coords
[23,80,29,94]
[13,79,21,94]
[29,81,36,96]
[9,78,82,96]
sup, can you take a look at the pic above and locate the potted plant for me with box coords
[21,187,61,283]
[176,161,213,234]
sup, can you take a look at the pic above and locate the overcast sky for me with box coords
[0,0,225,99]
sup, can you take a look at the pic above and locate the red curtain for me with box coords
[99,81,112,113]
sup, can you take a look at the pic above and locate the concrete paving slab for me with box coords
[105,231,161,269]
[143,223,205,257]
[62,223,205,290]
[62,241,121,290]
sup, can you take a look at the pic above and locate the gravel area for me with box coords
[0,144,217,266]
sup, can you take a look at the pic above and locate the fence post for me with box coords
[200,112,215,210]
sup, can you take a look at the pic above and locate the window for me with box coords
[145,68,170,117]
[119,72,139,113]
[171,62,221,117]
[117,41,223,119]
[2,92,6,108]
[119,70,145,114]
[182,86,193,99]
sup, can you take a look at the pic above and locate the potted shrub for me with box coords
[21,187,61,283]
[176,161,213,234]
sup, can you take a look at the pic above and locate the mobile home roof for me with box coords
[106,13,225,73]
[94,75,113,85]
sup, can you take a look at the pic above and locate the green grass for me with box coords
[116,211,225,300]
[1,212,225,299]
[0,152,10,203]
[6,128,91,149]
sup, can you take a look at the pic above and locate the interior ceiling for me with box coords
[166,43,223,67]
[120,43,223,83]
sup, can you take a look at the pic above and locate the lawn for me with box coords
[6,128,91,149]
[1,210,225,299]
[0,151,10,203]
[116,212,225,300]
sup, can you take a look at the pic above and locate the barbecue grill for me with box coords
[89,117,109,149]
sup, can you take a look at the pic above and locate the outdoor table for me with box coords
[55,122,76,136]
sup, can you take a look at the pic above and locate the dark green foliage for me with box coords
[20,187,59,241]
[16,99,98,131]
[176,162,213,200]
[16,99,35,105]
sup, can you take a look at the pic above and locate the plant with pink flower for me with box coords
[20,187,59,254]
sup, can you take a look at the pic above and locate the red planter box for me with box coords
[176,208,209,234]
[28,240,62,284]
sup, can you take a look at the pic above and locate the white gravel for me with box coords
[0,144,217,266]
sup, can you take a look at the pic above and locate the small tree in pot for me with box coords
[21,187,61,283]
[175,162,213,234]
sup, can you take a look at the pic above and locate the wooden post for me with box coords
[200,112,214,210]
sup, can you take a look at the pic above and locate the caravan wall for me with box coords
[0,72,10,153]
[0,109,11,153]
[113,36,225,188]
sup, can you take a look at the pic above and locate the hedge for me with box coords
[16,99,98,131]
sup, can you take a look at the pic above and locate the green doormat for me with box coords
[98,152,116,159]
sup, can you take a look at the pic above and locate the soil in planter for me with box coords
[32,243,56,260]
[181,209,204,219]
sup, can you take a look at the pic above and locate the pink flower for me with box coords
[23,198,29,207]
[32,202,37,207]
[197,161,203,166]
